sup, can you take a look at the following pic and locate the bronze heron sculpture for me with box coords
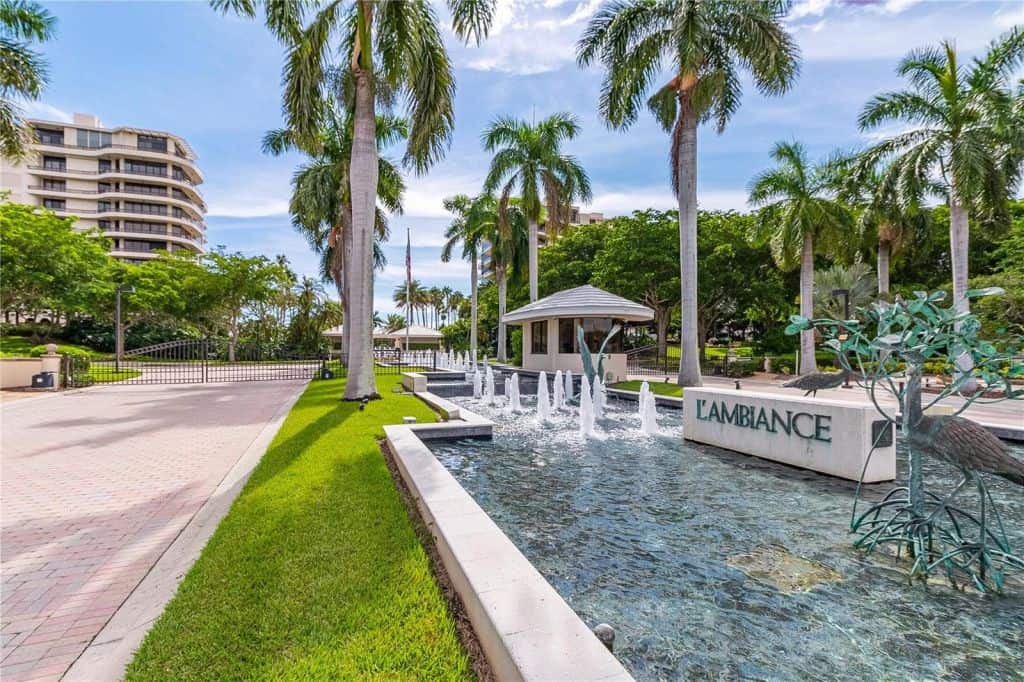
[782,369,851,397]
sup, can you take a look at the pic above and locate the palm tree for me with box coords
[813,261,877,320]
[484,197,528,362]
[383,312,406,333]
[481,113,591,302]
[393,279,425,327]
[441,194,489,360]
[856,30,1023,322]
[749,141,852,375]
[0,0,55,160]
[830,160,927,296]
[263,107,406,362]
[577,0,800,387]
[215,0,494,400]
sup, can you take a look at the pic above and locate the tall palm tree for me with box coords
[481,113,591,302]
[830,160,927,296]
[577,0,800,387]
[263,107,406,361]
[216,0,494,400]
[0,0,55,160]
[383,312,406,333]
[441,194,489,360]
[856,30,1023,324]
[749,141,852,375]
[393,279,425,327]
[485,197,528,362]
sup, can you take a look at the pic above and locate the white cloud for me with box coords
[788,0,834,21]
[22,101,72,123]
[401,171,483,218]
[994,4,1024,29]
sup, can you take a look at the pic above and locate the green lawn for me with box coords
[0,335,106,358]
[88,367,141,383]
[126,374,473,681]
[611,380,683,397]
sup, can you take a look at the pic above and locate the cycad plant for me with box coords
[813,261,877,320]
[481,113,591,302]
[215,0,494,399]
[0,0,55,159]
[577,0,800,386]
[749,141,852,374]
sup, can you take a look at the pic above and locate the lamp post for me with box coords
[831,288,852,388]
[115,285,135,370]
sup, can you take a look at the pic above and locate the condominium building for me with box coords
[1,113,207,264]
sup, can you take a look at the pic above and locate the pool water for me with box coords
[431,396,1024,681]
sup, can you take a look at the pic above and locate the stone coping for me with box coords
[386,394,633,682]
[606,387,682,409]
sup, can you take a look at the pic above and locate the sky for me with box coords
[27,0,1024,316]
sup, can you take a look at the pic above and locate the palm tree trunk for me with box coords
[528,219,539,301]
[470,251,479,361]
[497,267,508,362]
[877,239,891,296]
[343,55,379,400]
[675,93,702,387]
[949,195,976,390]
[798,231,818,375]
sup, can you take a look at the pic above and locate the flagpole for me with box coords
[405,227,411,354]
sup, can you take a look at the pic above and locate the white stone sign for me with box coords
[683,388,896,482]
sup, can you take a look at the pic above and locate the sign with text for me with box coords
[683,388,895,482]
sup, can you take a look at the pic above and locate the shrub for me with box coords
[61,347,93,386]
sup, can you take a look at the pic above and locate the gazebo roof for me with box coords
[322,324,444,340]
[502,285,654,324]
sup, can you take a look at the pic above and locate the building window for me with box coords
[42,179,65,191]
[98,220,113,229]
[76,129,111,148]
[42,156,66,171]
[123,221,166,235]
[36,128,64,145]
[558,318,576,354]
[122,240,161,252]
[531,320,548,355]
[98,159,113,172]
[124,160,166,177]
[580,318,623,353]
[124,201,166,216]
[124,182,165,196]
[137,135,167,152]
[42,198,65,210]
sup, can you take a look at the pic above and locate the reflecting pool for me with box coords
[431,396,1024,680]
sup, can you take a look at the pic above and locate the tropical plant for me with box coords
[393,279,426,326]
[577,0,800,387]
[481,112,591,302]
[216,0,495,399]
[441,194,490,360]
[749,141,853,374]
[813,261,877,320]
[830,159,928,295]
[485,197,528,362]
[262,107,406,362]
[382,312,406,333]
[0,0,55,160]
[856,29,1024,322]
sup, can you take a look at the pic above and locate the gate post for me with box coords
[202,338,209,383]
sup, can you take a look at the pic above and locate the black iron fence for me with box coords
[625,345,761,378]
[63,341,450,387]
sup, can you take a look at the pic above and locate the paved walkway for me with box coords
[1,381,306,681]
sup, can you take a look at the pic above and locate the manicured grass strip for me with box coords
[88,368,141,383]
[126,374,473,681]
[0,335,105,358]
[611,380,683,397]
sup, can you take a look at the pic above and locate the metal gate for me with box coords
[63,339,340,387]
[62,340,442,387]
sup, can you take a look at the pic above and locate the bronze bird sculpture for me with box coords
[782,369,850,397]
[908,415,1024,487]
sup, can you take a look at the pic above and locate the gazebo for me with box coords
[502,285,654,382]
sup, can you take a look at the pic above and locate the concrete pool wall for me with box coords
[384,389,632,682]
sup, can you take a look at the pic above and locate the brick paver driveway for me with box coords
[1,381,306,681]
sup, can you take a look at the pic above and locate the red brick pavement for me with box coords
[1,381,304,681]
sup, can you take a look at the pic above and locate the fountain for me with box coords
[537,371,552,422]
[564,369,574,404]
[638,380,650,407]
[504,376,512,409]
[553,370,565,410]
[592,375,606,419]
[484,364,496,405]
[578,374,595,437]
[639,391,659,435]
[472,368,482,399]
[510,373,523,412]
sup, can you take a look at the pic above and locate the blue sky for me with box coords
[28,0,1023,315]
